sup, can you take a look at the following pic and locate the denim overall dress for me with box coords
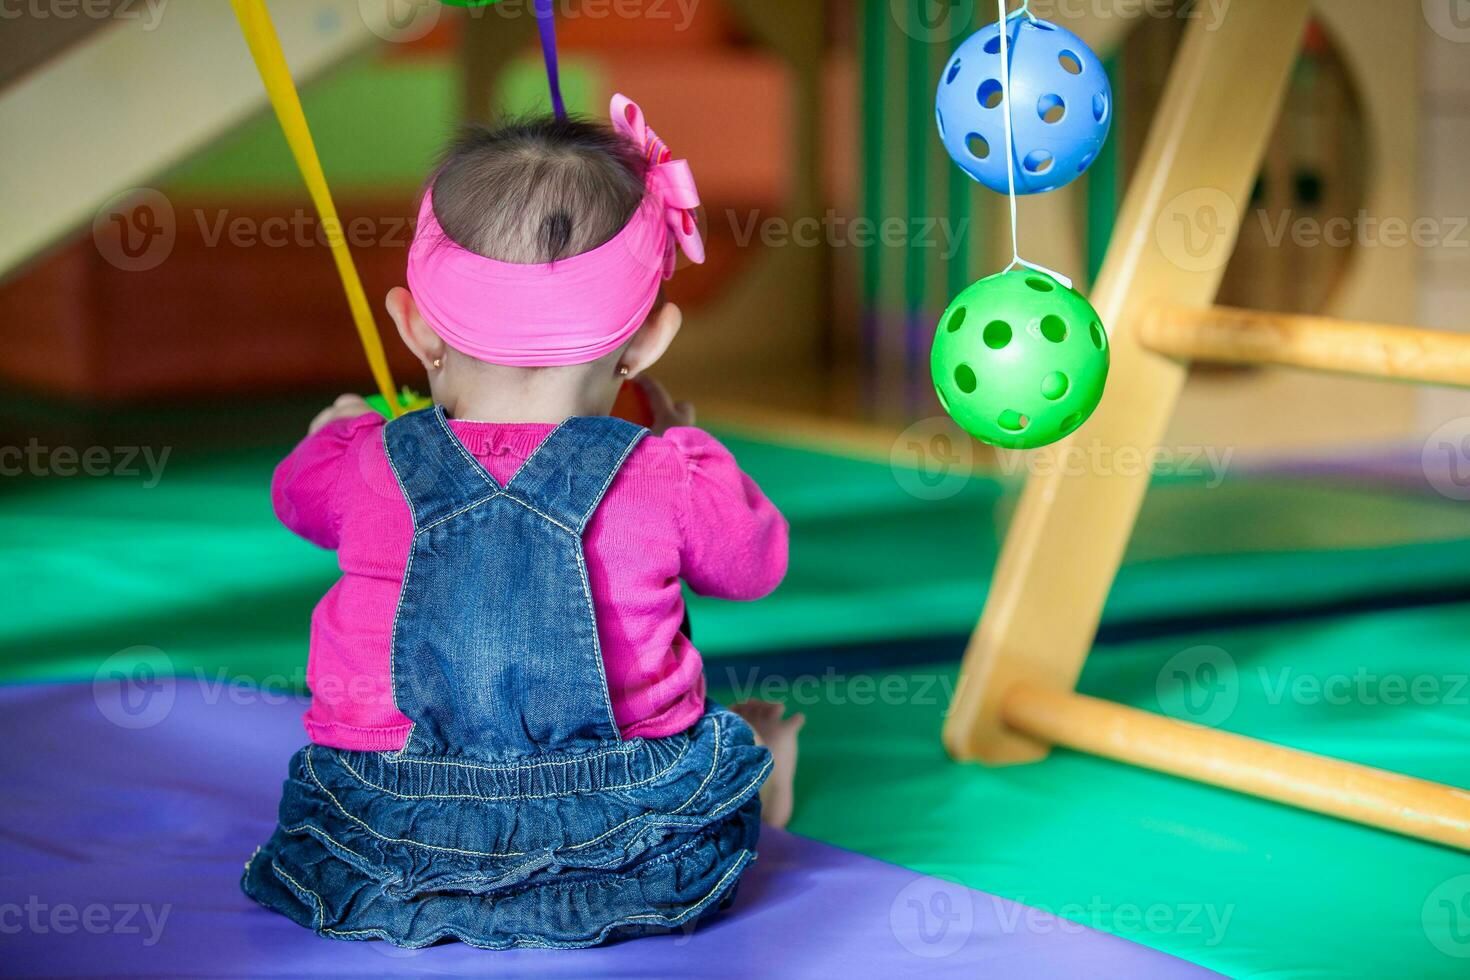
[242,408,770,948]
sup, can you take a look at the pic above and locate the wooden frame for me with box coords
[942,0,1470,851]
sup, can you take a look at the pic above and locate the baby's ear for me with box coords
[621,303,683,378]
[385,287,445,372]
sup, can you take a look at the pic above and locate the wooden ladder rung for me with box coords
[1139,306,1470,388]
[1002,684,1470,851]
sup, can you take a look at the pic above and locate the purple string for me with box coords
[533,0,566,119]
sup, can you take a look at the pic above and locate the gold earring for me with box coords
[432,358,443,370]
[617,365,630,378]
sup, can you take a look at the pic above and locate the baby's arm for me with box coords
[669,428,789,600]
[272,397,380,550]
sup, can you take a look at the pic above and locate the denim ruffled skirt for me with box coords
[242,702,769,949]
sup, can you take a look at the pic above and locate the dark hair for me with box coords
[427,115,649,265]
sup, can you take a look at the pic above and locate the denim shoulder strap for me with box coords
[381,410,646,760]
[383,406,500,527]
[506,416,647,532]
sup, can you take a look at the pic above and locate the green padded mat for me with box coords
[4,433,1470,684]
[743,600,1470,979]
[4,431,1470,977]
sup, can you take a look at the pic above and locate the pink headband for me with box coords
[406,94,705,367]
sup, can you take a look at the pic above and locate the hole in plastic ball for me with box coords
[1059,50,1083,75]
[1093,92,1109,123]
[946,59,962,84]
[1023,150,1055,174]
[954,364,977,394]
[1038,94,1066,124]
[936,108,946,139]
[1059,412,1083,434]
[946,307,967,333]
[983,320,1012,349]
[1025,277,1054,293]
[1031,20,1055,31]
[978,79,1004,109]
[1077,149,1097,173]
[998,410,1029,433]
[984,35,1001,54]
[1042,372,1070,401]
[1090,322,1106,349]
[1040,315,1067,343]
[967,133,990,159]
[937,387,951,412]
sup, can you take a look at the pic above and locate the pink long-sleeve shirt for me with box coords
[272,412,788,750]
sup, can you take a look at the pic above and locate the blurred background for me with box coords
[2,0,1465,452]
[3,4,1470,976]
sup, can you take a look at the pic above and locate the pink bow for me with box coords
[611,94,705,275]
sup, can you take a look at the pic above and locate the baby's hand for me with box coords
[635,377,694,436]
[309,394,373,435]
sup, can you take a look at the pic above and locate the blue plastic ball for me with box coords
[935,17,1112,195]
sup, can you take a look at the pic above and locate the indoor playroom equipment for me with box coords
[931,2,1111,450]
[936,12,1112,195]
[942,0,1470,850]
[931,269,1109,449]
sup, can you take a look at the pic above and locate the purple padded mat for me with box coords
[0,681,1222,978]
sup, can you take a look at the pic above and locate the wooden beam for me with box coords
[0,0,386,280]
[1003,685,1470,851]
[1141,306,1470,388]
[944,0,1313,764]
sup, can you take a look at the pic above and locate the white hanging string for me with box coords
[996,0,1073,290]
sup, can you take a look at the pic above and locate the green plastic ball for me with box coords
[931,270,1110,450]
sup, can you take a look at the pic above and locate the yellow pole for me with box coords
[229,0,401,415]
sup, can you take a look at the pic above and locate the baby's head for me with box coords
[387,98,700,421]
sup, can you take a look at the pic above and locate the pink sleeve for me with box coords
[271,412,382,550]
[666,427,789,600]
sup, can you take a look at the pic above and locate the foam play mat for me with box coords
[3,428,1470,978]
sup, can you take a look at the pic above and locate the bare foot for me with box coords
[730,700,804,829]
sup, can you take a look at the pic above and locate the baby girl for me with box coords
[242,96,802,949]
